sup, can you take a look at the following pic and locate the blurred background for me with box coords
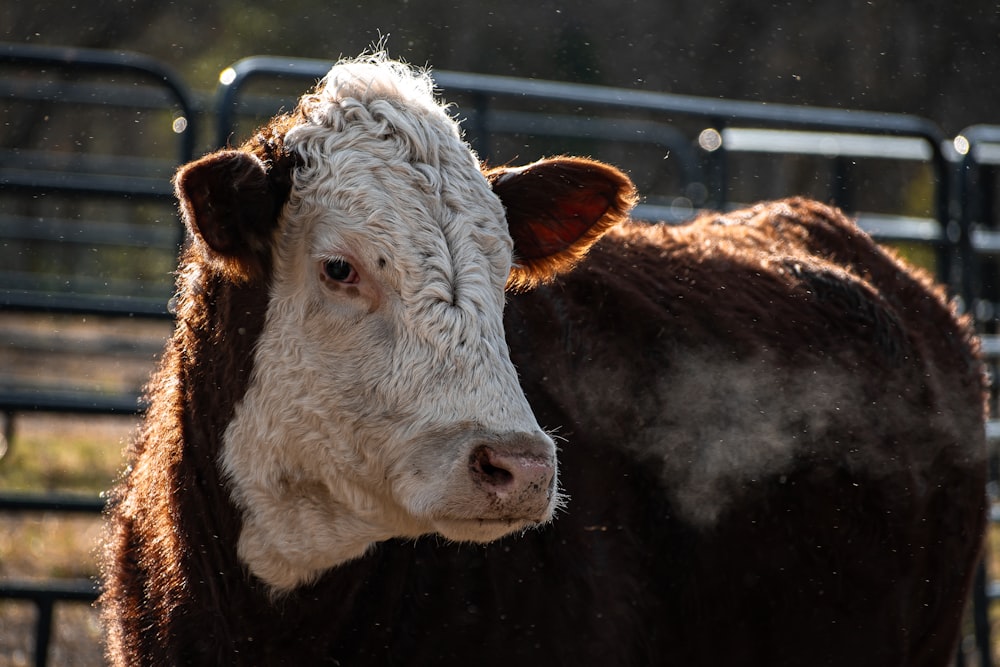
[4,0,999,133]
[1,1,999,665]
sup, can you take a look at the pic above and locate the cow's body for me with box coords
[504,201,986,665]
[101,55,986,666]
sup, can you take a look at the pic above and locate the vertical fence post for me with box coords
[33,598,54,667]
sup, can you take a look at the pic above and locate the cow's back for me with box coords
[502,198,986,665]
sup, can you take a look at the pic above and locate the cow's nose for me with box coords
[469,437,555,499]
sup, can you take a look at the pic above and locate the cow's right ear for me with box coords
[174,150,280,282]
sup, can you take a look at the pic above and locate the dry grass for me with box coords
[0,313,163,666]
[985,519,1000,666]
[0,415,133,494]
[0,603,105,667]
[0,414,136,667]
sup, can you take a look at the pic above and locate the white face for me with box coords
[218,60,559,592]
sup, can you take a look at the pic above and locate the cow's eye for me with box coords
[322,258,359,284]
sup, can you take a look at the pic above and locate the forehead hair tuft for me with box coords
[315,52,438,111]
[286,53,462,162]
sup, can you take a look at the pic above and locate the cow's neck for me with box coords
[143,253,272,588]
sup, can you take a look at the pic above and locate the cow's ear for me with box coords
[174,150,280,282]
[486,157,637,291]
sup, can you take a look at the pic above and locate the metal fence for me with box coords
[1,43,996,665]
[0,43,194,667]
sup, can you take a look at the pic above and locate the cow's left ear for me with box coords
[174,150,281,283]
[485,157,637,291]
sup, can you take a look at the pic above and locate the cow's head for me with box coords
[174,55,635,592]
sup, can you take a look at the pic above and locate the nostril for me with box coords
[470,445,515,488]
[468,441,556,500]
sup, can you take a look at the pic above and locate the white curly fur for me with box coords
[218,55,558,592]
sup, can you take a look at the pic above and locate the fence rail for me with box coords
[0,43,194,667]
[1,44,997,666]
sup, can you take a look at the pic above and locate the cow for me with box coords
[100,53,987,666]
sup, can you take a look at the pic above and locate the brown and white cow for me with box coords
[101,54,987,666]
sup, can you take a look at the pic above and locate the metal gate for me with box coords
[1,43,996,665]
[0,42,194,666]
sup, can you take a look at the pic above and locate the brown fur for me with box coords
[504,198,986,664]
[100,127,291,664]
[100,257,270,662]
[101,120,986,666]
